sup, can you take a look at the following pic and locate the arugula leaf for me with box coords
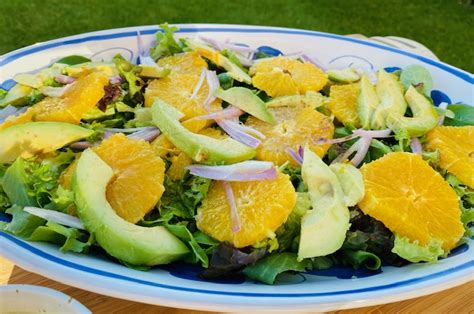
[55,55,91,66]
[165,224,213,267]
[243,252,310,285]
[341,250,381,270]
[29,221,94,253]
[281,166,306,192]
[150,23,183,60]
[392,235,444,263]
[443,104,474,126]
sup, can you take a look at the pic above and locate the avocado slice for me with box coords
[0,84,33,108]
[214,87,275,123]
[73,149,189,266]
[297,147,350,260]
[327,68,360,83]
[151,98,255,164]
[357,75,379,129]
[329,163,365,207]
[266,91,326,109]
[386,85,439,138]
[185,39,252,84]
[371,70,407,129]
[0,122,93,163]
[139,65,171,78]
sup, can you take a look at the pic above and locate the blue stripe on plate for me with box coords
[0,26,472,84]
[1,231,472,297]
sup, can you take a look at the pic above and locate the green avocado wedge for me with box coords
[297,147,350,260]
[0,122,93,164]
[327,68,361,83]
[72,149,189,266]
[151,98,255,164]
[386,85,439,138]
[0,84,33,108]
[371,70,407,129]
[266,91,326,109]
[357,75,379,129]
[214,87,275,123]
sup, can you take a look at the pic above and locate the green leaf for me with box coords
[443,104,474,126]
[400,64,433,95]
[341,250,381,270]
[217,73,234,90]
[150,23,183,60]
[0,205,45,238]
[55,55,91,66]
[113,54,143,97]
[165,224,209,267]
[309,256,333,270]
[3,159,37,207]
[243,253,309,285]
[392,235,444,263]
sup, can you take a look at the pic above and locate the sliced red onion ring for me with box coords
[352,128,392,138]
[41,84,73,97]
[127,127,160,142]
[199,36,223,50]
[222,181,241,233]
[55,74,75,85]
[70,141,94,150]
[349,137,372,167]
[332,139,361,164]
[410,137,423,155]
[109,75,123,85]
[196,106,244,120]
[104,127,157,133]
[235,54,254,67]
[204,70,220,110]
[314,134,358,145]
[298,145,304,159]
[217,120,261,148]
[187,160,277,181]
[24,206,85,230]
[285,147,303,165]
[301,53,328,71]
[437,102,448,126]
[190,68,207,99]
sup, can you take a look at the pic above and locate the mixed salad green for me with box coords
[0,23,473,285]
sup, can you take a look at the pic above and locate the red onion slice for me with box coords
[216,120,261,148]
[55,74,76,85]
[190,68,207,99]
[127,127,160,142]
[204,70,220,110]
[410,137,423,155]
[70,141,94,150]
[41,84,73,97]
[349,137,372,167]
[314,134,358,145]
[24,206,85,230]
[196,106,244,120]
[352,128,392,138]
[332,139,361,164]
[109,75,123,85]
[104,127,157,133]
[187,160,277,181]
[285,147,303,165]
[222,181,241,233]
[199,36,223,50]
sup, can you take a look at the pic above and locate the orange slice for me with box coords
[157,51,208,75]
[358,152,464,251]
[327,83,361,127]
[250,57,328,97]
[245,106,334,166]
[196,172,296,248]
[33,72,109,124]
[426,126,474,189]
[93,134,165,223]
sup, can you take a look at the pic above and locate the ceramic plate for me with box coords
[0,24,473,312]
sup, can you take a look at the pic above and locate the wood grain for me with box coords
[1,256,472,313]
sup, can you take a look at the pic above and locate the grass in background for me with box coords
[0,0,472,72]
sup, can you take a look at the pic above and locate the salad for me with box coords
[0,23,473,285]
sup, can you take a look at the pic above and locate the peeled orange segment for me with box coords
[250,57,328,97]
[167,152,193,181]
[59,158,79,189]
[426,126,474,189]
[157,51,208,75]
[358,152,463,251]
[0,107,35,131]
[245,106,334,166]
[144,74,221,120]
[33,72,109,124]
[327,83,361,127]
[93,134,165,224]
[196,172,296,248]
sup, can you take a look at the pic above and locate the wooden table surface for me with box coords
[1,256,472,313]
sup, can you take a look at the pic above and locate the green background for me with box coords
[1,0,473,72]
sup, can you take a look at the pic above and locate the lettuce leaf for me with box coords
[0,205,45,238]
[29,221,94,253]
[445,174,474,238]
[113,54,143,97]
[443,104,474,126]
[150,23,183,60]
[392,235,444,263]
[243,252,310,285]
